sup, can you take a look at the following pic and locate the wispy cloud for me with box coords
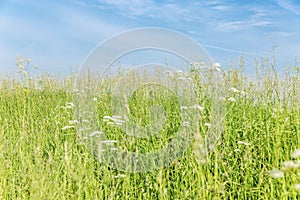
[274,0,300,16]
[217,19,272,32]
[203,44,260,56]
[1,0,300,74]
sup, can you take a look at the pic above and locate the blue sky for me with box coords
[0,0,300,75]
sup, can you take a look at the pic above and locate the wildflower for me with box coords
[204,123,211,128]
[295,184,300,190]
[114,174,126,178]
[214,63,221,68]
[180,106,188,110]
[282,160,300,170]
[240,91,246,96]
[237,141,251,146]
[66,102,75,108]
[100,140,118,144]
[234,149,240,152]
[69,120,79,124]
[182,121,191,126]
[228,97,236,102]
[103,115,125,125]
[229,87,240,93]
[267,169,284,178]
[61,125,75,130]
[215,67,222,72]
[89,131,103,137]
[112,115,123,119]
[79,127,91,132]
[112,119,125,123]
[189,104,205,111]
[92,97,97,101]
[291,149,300,158]
[176,70,184,74]
[82,119,90,123]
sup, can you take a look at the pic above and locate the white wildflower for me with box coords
[282,160,300,170]
[267,169,284,178]
[204,123,211,128]
[214,63,221,68]
[180,106,188,110]
[92,97,97,101]
[113,119,125,123]
[114,174,126,178]
[189,104,205,111]
[114,122,124,126]
[82,119,90,123]
[182,121,191,126]
[295,184,300,190]
[215,67,222,72]
[103,116,112,119]
[112,115,123,119]
[234,149,240,152]
[237,141,251,146]
[176,70,184,74]
[228,97,236,102]
[291,149,300,158]
[66,102,75,108]
[61,125,75,130]
[89,131,103,137]
[100,140,118,144]
[79,127,91,132]
[240,91,246,96]
[229,87,240,93]
[69,120,79,124]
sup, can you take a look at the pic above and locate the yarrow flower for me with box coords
[61,125,75,130]
[103,115,125,126]
[69,120,79,124]
[89,131,103,137]
[295,184,300,190]
[189,104,205,111]
[282,160,300,170]
[182,121,191,126]
[114,174,126,178]
[180,106,188,110]
[204,123,212,128]
[237,141,251,146]
[228,97,236,102]
[291,149,300,158]
[229,87,240,93]
[267,169,284,178]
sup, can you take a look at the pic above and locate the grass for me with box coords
[0,57,299,199]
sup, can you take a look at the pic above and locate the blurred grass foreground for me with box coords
[0,56,299,199]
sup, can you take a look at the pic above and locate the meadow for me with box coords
[0,56,299,199]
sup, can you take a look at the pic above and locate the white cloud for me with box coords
[217,19,272,32]
[274,0,300,16]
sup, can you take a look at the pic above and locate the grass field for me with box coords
[0,57,299,199]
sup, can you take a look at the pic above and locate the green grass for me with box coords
[0,58,299,199]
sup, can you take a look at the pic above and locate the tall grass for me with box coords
[0,57,299,199]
